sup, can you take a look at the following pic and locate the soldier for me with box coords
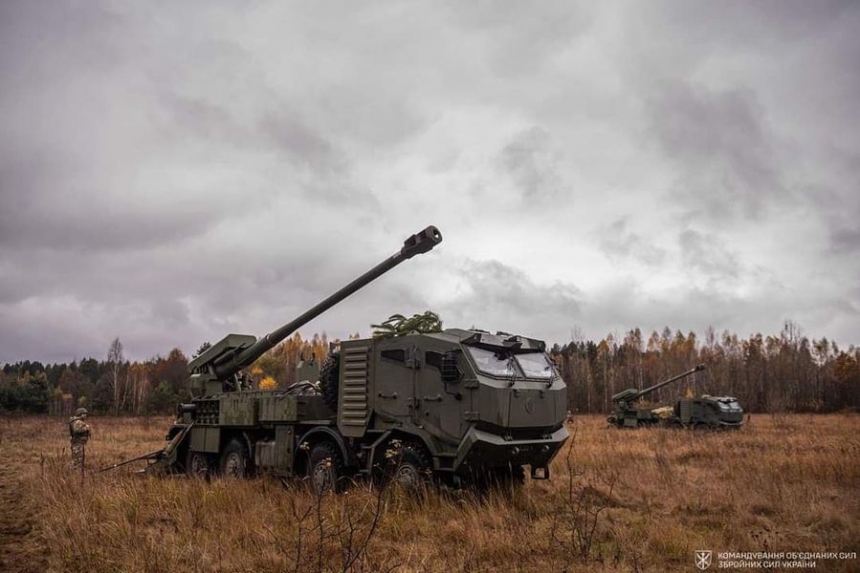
[69,407,91,469]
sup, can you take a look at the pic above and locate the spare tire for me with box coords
[319,352,340,410]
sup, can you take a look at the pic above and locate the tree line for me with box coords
[551,322,860,414]
[1,322,858,415]
[0,333,332,416]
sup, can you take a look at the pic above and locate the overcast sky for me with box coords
[1,1,858,364]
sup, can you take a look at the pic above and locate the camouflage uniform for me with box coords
[69,408,91,469]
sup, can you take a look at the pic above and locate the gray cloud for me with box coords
[678,229,740,280]
[497,127,565,201]
[645,81,783,222]
[596,219,666,266]
[441,259,581,340]
[1,1,858,363]
[444,1,594,78]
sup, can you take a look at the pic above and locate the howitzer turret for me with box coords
[188,225,443,396]
[611,364,706,405]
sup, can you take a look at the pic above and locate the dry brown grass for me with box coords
[1,414,858,572]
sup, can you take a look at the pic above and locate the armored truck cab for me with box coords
[674,396,744,429]
[330,329,568,483]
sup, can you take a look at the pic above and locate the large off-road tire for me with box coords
[319,353,341,410]
[308,442,343,494]
[220,440,248,479]
[390,442,433,493]
[186,450,213,479]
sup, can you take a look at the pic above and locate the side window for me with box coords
[427,351,461,382]
[381,349,406,363]
[425,351,443,370]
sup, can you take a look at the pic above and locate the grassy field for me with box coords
[1,414,858,572]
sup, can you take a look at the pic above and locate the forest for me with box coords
[1,322,858,416]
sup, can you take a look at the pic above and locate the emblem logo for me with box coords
[695,550,712,570]
[524,397,535,414]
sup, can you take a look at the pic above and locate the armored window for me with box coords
[381,349,406,363]
[466,346,516,377]
[514,352,554,379]
[718,400,741,412]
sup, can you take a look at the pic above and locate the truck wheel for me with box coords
[220,440,248,479]
[309,442,343,494]
[187,450,212,479]
[391,443,432,492]
[319,353,340,410]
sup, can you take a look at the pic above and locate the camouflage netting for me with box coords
[371,311,443,338]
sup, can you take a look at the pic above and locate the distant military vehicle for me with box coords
[607,365,744,429]
[126,225,568,491]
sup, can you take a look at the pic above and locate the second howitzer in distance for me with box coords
[143,225,568,490]
[607,364,744,429]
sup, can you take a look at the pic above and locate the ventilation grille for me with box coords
[339,345,370,433]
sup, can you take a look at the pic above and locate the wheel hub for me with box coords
[190,453,209,476]
[224,453,243,477]
[395,464,420,489]
[312,461,333,492]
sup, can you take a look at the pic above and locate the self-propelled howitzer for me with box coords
[608,364,706,428]
[142,224,568,492]
[607,364,744,429]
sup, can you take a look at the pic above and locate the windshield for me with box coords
[465,347,555,379]
[717,400,742,412]
[515,352,555,379]
[466,347,515,377]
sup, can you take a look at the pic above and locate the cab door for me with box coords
[416,348,465,443]
[373,340,415,424]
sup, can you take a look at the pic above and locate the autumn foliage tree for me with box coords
[2,323,858,415]
[552,321,860,414]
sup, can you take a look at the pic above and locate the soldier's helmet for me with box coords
[76,407,88,417]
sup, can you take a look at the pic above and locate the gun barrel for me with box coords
[213,225,442,379]
[627,364,706,402]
